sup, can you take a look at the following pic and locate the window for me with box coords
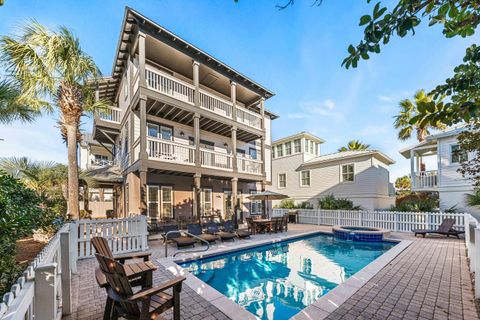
[148,123,173,141]
[249,148,258,160]
[161,186,173,218]
[315,143,319,155]
[451,144,468,164]
[272,146,276,159]
[250,191,263,215]
[285,141,292,155]
[202,188,213,215]
[277,144,283,157]
[147,186,159,221]
[160,126,173,141]
[300,170,310,187]
[304,139,309,153]
[278,173,286,188]
[294,139,301,153]
[147,123,158,138]
[310,141,314,154]
[341,164,355,182]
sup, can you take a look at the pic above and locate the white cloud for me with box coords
[299,99,344,121]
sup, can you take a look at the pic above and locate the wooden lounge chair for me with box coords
[96,253,185,320]
[163,224,197,248]
[205,222,236,241]
[223,220,251,239]
[413,218,465,239]
[187,223,219,243]
[91,236,151,263]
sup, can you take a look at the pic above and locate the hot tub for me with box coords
[332,226,390,242]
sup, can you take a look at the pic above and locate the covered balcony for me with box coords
[400,140,438,191]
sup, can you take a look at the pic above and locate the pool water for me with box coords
[179,233,396,320]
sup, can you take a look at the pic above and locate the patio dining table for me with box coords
[251,218,274,234]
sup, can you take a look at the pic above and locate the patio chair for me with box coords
[205,222,236,241]
[91,236,152,263]
[96,253,185,320]
[281,215,289,232]
[412,218,465,239]
[162,224,197,248]
[223,220,251,239]
[187,223,219,243]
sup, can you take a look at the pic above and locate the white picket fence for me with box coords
[272,208,466,232]
[76,215,148,259]
[0,215,149,320]
[464,213,480,299]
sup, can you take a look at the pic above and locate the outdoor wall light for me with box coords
[224,143,228,148]
[180,131,185,137]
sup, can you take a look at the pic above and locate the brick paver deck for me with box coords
[66,226,478,320]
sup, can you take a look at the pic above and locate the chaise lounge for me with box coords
[205,222,236,241]
[413,218,465,239]
[162,224,197,248]
[223,220,251,239]
[187,223,219,243]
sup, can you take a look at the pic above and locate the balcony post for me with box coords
[139,169,147,216]
[260,97,265,130]
[194,173,202,220]
[138,32,146,87]
[231,81,237,120]
[232,126,237,173]
[193,60,200,108]
[232,177,238,227]
[139,98,148,160]
[260,98,266,178]
[194,113,200,167]
[410,149,415,189]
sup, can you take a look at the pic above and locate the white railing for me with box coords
[464,214,480,298]
[200,148,233,171]
[199,89,233,119]
[98,107,121,123]
[0,224,73,320]
[145,66,195,105]
[413,170,438,189]
[76,215,148,259]
[236,106,262,129]
[237,157,262,175]
[272,208,466,232]
[147,138,195,165]
[90,158,113,167]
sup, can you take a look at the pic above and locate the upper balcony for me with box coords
[412,170,438,190]
[399,140,438,191]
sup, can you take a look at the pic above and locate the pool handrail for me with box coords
[164,230,210,257]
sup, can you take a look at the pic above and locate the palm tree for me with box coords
[465,189,480,207]
[0,22,105,219]
[0,79,41,124]
[393,90,446,142]
[338,140,370,152]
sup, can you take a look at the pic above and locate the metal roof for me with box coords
[301,150,395,168]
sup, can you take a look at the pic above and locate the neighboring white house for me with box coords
[269,132,396,210]
[399,126,477,212]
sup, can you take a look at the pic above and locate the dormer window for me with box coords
[294,139,301,153]
[277,144,283,157]
[285,142,292,155]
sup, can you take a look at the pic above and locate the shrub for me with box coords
[318,194,362,210]
[390,194,438,212]
[277,199,296,209]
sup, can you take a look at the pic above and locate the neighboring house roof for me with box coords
[398,125,468,159]
[85,165,123,183]
[272,131,326,146]
[80,133,112,148]
[299,150,395,170]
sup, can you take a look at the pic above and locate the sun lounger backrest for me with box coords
[438,218,456,233]
[223,220,234,232]
[187,223,202,236]
[205,222,219,233]
[163,224,181,239]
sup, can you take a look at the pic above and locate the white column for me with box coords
[410,149,415,189]
[60,231,72,316]
[475,228,480,298]
[34,263,58,320]
[193,61,200,108]
[231,81,237,120]
[138,33,146,86]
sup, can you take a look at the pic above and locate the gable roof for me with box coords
[299,150,395,169]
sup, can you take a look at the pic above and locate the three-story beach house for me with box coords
[86,7,276,222]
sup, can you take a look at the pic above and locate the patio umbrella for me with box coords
[247,191,289,218]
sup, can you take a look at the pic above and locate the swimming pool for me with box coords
[179,233,396,320]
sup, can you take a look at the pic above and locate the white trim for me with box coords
[341,163,355,183]
[277,173,287,189]
[299,170,311,187]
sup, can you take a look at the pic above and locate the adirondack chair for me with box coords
[96,253,186,320]
[413,218,465,238]
[91,236,151,263]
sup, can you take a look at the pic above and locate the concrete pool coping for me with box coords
[156,230,412,320]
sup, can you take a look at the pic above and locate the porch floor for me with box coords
[65,224,478,320]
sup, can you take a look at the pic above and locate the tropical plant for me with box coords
[465,189,480,207]
[0,79,40,124]
[392,193,438,212]
[395,175,411,191]
[318,194,362,210]
[0,21,105,219]
[393,90,446,142]
[277,199,296,209]
[338,140,370,152]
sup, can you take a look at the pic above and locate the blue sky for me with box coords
[0,0,478,181]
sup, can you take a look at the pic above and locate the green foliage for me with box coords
[392,193,438,212]
[465,188,480,207]
[393,90,447,142]
[395,175,411,191]
[0,169,44,296]
[338,140,370,152]
[318,194,362,210]
[0,79,41,124]
[276,199,313,209]
[343,1,480,69]
[457,122,480,187]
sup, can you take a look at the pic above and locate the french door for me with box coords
[147,185,173,222]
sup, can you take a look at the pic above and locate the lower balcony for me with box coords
[146,137,262,175]
[412,170,438,190]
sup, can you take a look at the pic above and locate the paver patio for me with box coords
[66,225,479,320]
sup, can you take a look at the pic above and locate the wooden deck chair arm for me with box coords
[113,251,152,262]
[128,276,186,301]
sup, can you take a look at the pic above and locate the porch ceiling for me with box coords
[146,99,260,142]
